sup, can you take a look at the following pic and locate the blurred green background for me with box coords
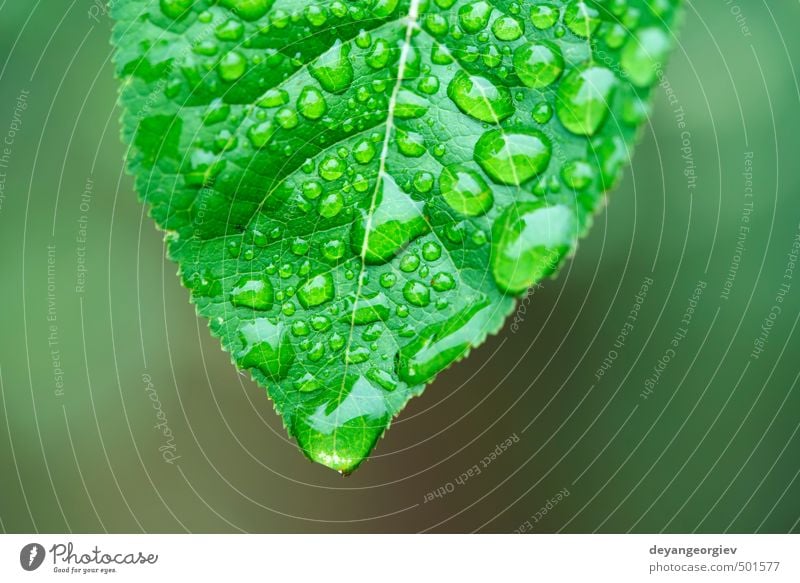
[1,1,798,533]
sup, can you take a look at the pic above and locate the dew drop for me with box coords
[396,299,491,385]
[297,273,335,308]
[258,88,289,108]
[319,156,346,181]
[351,174,429,264]
[621,27,672,87]
[219,51,246,82]
[310,40,354,94]
[458,1,493,33]
[403,280,431,307]
[296,372,322,392]
[530,3,559,29]
[556,64,617,136]
[564,1,602,38]
[432,272,456,292]
[422,241,442,261]
[237,319,294,380]
[230,277,274,310]
[400,253,420,272]
[348,293,392,324]
[439,165,494,216]
[220,0,271,21]
[319,192,344,218]
[447,71,514,123]
[395,89,429,119]
[561,159,595,190]
[532,101,553,124]
[298,86,327,120]
[513,41,564,89]
[247,120,276,148]
[492,16,524,41]
[160,0,193,20]
[474,130,551,185]
[322,238,347,262]
[396,129,426,157]
[366,368,397,391]
[490,202,577,294]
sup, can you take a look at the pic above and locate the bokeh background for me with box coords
[1,0,799,533]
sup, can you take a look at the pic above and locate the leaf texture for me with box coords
[113,0,681,472]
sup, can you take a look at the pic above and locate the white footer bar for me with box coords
[1,534,797,581]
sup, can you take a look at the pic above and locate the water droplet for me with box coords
[366,368,397,391]
[308,341,326,362]
[230,277,274,310]
[160,0,193,19]
[561,159,595,190]
[366,38,391,69]
[319,192,344,218]
[297,273,335,307]
[395,89,429,119]
[396,129,426,157]
[621,27,672,87]
[327,333,343,352]
[319,156,346,181]
[424,13,450,37]
[345,346,370,364]
[298,86,327,119]
[564,1,601,38]
[530,3,559,29]
[372,0,399,17]
[351,140,375,166]
[204,99,230,125]
[418,75,440,95]
[447,71,513,123]
[311,315,331,332]
[237,319,294,380]
[491,202,577,294]
[413,171,434,193]
[348,292,392,324]
[432,272,456,291]
[305,4,328,26]
[220,0,271,21]
[219,51,246,82]
[593,134,628,191]
[351,174,429,264]
[556,64,617,136]
[513,41,563,88]
[215,18,244,41]
[380,273,396,288]
[400,253,420,272]
[439,164,494,216]
[276,107,298,129]
[396,299,491,385]
[322,238,346,262]
[492,16,524,41]
[431,44,454,65]
[258,88,289,108]
[247,120,276,148]
[532,101,553,124]
[310,40,354,94]
[296,372,322,392]
[302,180,323,200]
[458,1,493,33]
[403,280,430,307]
[422,241,442,261]
[474,130,551,185]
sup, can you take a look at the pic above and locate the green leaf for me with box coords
[113,0,681,473]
